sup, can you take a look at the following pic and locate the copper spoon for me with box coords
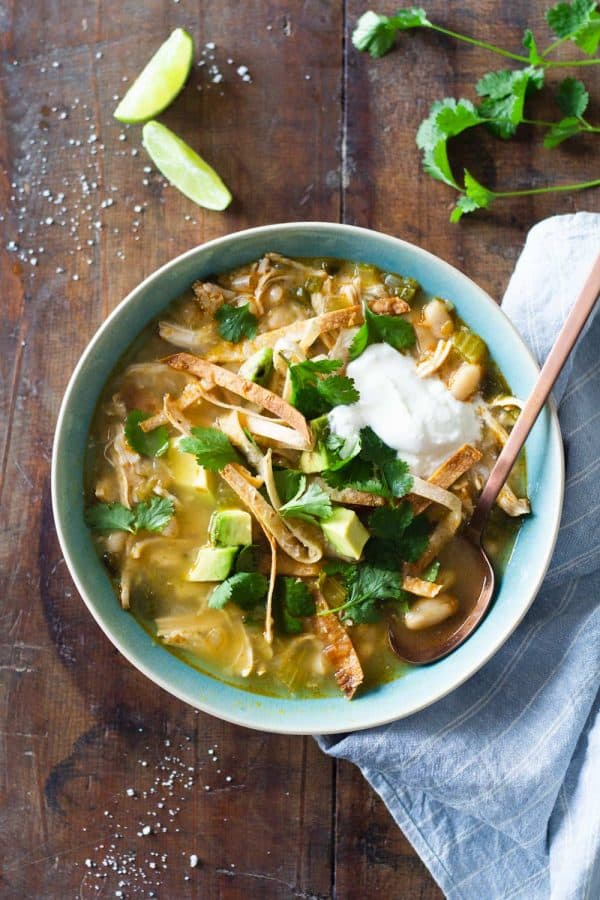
[390,251,600,665]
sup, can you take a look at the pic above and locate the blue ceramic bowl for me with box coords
[52,223,564,734]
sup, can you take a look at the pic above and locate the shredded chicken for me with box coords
[367,296,411,315]
[192,280,230,314]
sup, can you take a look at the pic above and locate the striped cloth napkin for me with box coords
[317,213,600,900]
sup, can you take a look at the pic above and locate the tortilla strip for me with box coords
[311,590,364,700]
[139,382,204,432]
[200,306,363,364]
[261,450,324,564]
[409,444,482,515]
[165,353,313,449]
[220,463,319,565]
[402,575,443,598]
[258,556,321,578]
[320,482,386,507]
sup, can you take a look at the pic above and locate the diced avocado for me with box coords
[167,437,216,494]
[208,509,252,547]
[321,507,369,561]
[300,416,331,472]
[238,347,273,385]
[187,546,237,582]
[299,448,329,473]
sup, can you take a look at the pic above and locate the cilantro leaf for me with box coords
[546,0,600,54]
[522,28,543,64]
[365,505,429,568]
[476,66,543,138]
[85,496,175,534]
[358,426,395,464]
[179,427,240,471]
[322,562,405,625]
[416,98,483,188]
[352,8,430,58]
[289,359,359,418]
[278,477,333,525]
[450,170,495,222]
[369,504,414,540]
[543,116,583,147]
[133,496,175,533]
[208,572,269,610]
[234,544,259,573]
[124,409,169,458]
[556,77,589,117]
[273,577,316,634]
[215,302,258,343]
[349,303,416,361]
[273,468,304,504]
[85,502,136,533]
[323,428,413,499]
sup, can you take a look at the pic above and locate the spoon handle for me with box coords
[470,250,600,537]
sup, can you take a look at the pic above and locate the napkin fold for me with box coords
[317,213,600,900]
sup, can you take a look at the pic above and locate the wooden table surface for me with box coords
[1,1,598,897]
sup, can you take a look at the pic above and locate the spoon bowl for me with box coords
[390,251,600,666]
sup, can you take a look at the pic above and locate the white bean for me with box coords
[423,299,453,339]
[449,363,482,401]
[404,594,459,630]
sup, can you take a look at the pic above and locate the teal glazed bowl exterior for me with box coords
[52,223,564,734]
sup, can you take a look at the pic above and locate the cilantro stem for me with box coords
[426,24,531,63]
[493,177,600,198]
[522,118,600,132]
[317,598,356,617]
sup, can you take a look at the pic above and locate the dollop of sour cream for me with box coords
[328,343,481,477]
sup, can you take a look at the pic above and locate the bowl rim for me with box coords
[51,221,564,734]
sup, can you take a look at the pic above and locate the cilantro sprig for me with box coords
[353,4,600,219]
[208,572,269,610]
[288,359,359,418]
[321,560,407,625]
[125,410,169,458]
[278,477,333,525]
[323,426,413,500]
[85,496,175,533]
[353,4,600,64]
[178,427,241,470]
[215,302,258,343]
[349,302,416,360]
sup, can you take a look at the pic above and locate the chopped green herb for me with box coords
[289,359,359,418]
[273,468,304,504]
[354,6,600,219]
[85,496,175,534]
[208,572,269,610]
[349,303,416,361]
[321,560,406,625]
[215,302,259,343]
[124,409,169,458]
[323,426,413,500]
[278,477,333,525]
[234,544,260,573]
[273,577,316,634]
[179,427,240,470]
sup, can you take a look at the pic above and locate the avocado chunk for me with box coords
[187,546,237,582]
[167,437,216,494]
[238,347,273,385]
[208,509,252,547]
[299,448,329,473]
[321,507,369,561]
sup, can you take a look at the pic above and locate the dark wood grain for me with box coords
[1,1,598,898]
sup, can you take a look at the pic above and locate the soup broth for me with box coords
[85,253,528,699]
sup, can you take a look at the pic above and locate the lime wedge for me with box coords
[114,28,194,123]
[142,121,232,211]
